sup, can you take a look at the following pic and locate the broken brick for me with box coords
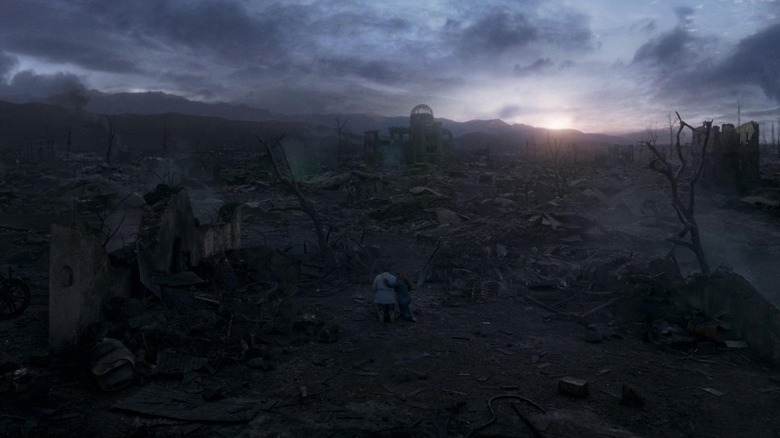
[558,376,589,398]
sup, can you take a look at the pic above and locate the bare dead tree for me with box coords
[667,112,678,160]
[66,127,72,160]
[105,116,115,165]
[256,134,328,260]
[547,135,568,197]
[94,193,131,247]
[643,112,712,276]
[570,142,579,163]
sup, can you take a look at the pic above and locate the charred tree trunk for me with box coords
[644,112,712,276]
[66,127,72,159]
[105,116,115,165]
[257,134,329,261]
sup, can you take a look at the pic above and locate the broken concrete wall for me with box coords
[364,130,380,167]
[49,224,112,353]
[138,189,243,273]
[138,189,201,273]
[697,121,760,190]
[200,204,242,259]
[684,269,780,364]
[736,121,760,184]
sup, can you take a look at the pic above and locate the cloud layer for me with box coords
[0,0,779,132]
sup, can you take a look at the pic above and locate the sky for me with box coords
[0,0,779,134]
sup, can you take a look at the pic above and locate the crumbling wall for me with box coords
[363,130,380,167]
[49,224,111,353]
[698,121,760,190]
[49,188,242,352]
[138,188,243,274]
[736,121,760,184]
[137,189,201,273]
[201,204,242,258]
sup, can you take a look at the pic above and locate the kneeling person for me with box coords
[394,273,416,322]
[373,271,397,323]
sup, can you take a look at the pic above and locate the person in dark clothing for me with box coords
[394,273,416,322]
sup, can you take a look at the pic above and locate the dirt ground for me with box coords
[2,151,780,437]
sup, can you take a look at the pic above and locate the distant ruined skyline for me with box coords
[1,0,779,134]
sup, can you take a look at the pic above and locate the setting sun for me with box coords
[543,116,572,130]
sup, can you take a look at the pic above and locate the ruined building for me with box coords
[364,104,453,167]
[692,121,760,190]
[49,187,242,352]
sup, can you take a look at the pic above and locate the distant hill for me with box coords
[0,91,632,156]
[82,91,631,146]
[86,91,275,122]
[443,119,630,153]
[0,100,333,154]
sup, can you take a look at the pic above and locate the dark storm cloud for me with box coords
[0,0,303,76]
[631,19,657,33]
[633,4,704,69]
[498,104,523,119]
[674,6,695,24]
[636,20,780,108]
[445,10,538,56]
[1,70,87,99]
[444,6,593,58]
[633,27,697,66]
[0,51,17,77]
[536,11,594,49]
[514,58,554,76]
[0,1,142,73]
[709,24,780,101]
[142,1,295,60]
[315,10,412,35]
[0,0,600,115]
[314,57,408,86]
[9,37,140,73]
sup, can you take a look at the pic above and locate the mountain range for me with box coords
[0,90,633,154]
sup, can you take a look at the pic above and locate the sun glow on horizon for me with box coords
[541,116,573,130]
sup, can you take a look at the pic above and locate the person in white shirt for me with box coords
[373,271,397,323]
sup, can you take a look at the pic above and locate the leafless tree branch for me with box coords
[643,112,712,276]
[256,134,329,260]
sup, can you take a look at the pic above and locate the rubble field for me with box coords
[2,148,780,437]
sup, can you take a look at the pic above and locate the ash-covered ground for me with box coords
[2,145,780,437]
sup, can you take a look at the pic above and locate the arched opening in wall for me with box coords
[170,237,182,273]
[60,266,74,288]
